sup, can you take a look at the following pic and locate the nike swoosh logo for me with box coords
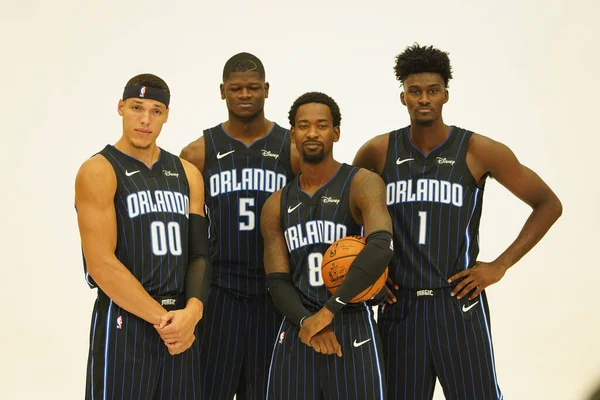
[353,338,371,347]
[462,301,479,312]
[125,170,140,177]
[396,158,414,165]
[287,203,302,213]
[335,297,346,305]
[217,150,235,159]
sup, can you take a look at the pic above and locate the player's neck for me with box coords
[114,138,160,168]
[409,119,452,155]
[223,112,273,144]
[298,158,341,195]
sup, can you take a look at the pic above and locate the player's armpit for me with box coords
[180,136,206,174]
[75,155,166,325]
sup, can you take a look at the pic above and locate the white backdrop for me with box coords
[2,0,599,399]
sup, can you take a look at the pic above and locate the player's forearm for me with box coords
[88,258,166,325]
[266,272,312,326]
[494,196,562,270]
[324,230,393,314]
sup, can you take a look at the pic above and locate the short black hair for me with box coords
[125,73,170,95]
[288,92,341,127]
[222,52,265,81]
[394,43,453,87]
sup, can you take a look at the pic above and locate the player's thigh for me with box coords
[321,307,386,400]
[241,294,283,400]
[196,285,246,399]
[378,298,436,400]
[431,293,502,400]
[86,297,161,400]
[267,318,321,400]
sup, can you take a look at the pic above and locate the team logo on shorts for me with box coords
[139,86,146,98]
[116,315,123,329]
[279,331,286,344]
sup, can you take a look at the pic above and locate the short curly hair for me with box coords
[288,92,341,127]
[394,43,453,87]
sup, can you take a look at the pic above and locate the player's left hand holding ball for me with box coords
[448,261,507,300]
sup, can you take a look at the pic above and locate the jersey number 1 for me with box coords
[418,211,427,245]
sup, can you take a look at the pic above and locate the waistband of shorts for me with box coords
[395,286,453,299]
[154,294,186,311]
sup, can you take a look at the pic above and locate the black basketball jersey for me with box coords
[280,163,363,311]
[382,126,484,289]
[203,123,294,295]
[82,145,190,297]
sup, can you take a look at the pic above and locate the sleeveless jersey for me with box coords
[382,126,484,289]
[203,123,294,295]
[82,145,190,297]
[280,163,363,311]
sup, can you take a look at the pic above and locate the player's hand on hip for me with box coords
[310,328,342,357]
[299,308,334,346]
[448,261,507,300]
[165,333,196,355]
[384,277,399,304]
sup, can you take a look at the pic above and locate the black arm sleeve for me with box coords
[324,230,394,314]
[186,214,212,305]
[266,272,313,327]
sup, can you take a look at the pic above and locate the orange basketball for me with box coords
[321,235,388,303]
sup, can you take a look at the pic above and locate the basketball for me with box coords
[321,235,388,303]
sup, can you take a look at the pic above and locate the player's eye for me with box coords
[153,109,162,115]
[132,105,142,111]
[318,125,327,129]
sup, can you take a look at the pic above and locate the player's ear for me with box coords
[164,107,169,123]
[118,99,125,116]
[444,89,449,104]
[264,82,269,98]
[333,126,340,143]
[220,83,225,100]
[290,126,296,142]
[400,92,406,106]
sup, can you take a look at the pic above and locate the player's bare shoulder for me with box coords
[75,154,117,199]
[180,158,204,184]
[180,135,206,173]
[352,132,390,174]
[466,132,517,183]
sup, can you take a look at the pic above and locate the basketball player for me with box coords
[75,74,211,399]
[179,52,297,399]
[261,92,393,399]
[353,44,563,399]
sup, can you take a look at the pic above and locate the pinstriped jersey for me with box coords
[382,127,484,289]
[82,145,190,297]
[280,163,363,311]
[203,123,294,295]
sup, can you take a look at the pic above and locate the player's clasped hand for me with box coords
[154,307,201,355]
[448,261,507,300]
[299,308,334,348]
[310,328,342,357]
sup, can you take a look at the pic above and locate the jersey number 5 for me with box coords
[239,198,255,231]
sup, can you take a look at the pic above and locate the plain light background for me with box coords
[2,0,598,399]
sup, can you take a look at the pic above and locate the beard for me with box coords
[302,149,325,164]
[415,118,434,127]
